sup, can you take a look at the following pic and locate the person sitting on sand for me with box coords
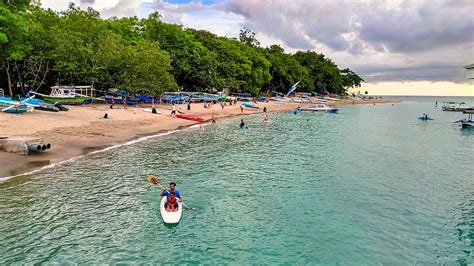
[165,191,179,212]
[161,182,181,199]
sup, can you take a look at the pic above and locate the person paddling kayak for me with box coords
[161,182,181,199]
[165,191,179,212]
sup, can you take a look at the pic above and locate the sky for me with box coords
[40,0,474,96]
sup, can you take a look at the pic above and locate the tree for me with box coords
[263,45,313,94]
[340,68,364,89]
[239,27,260,48]
[293,51,344,94]
[120,40,177,96]
[142,13,218,90]
[0,0,30,96]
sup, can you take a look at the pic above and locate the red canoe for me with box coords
[176,114,205,123]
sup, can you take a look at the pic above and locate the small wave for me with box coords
[0,129,182,183]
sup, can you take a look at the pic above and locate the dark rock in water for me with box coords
[104,113,108,119]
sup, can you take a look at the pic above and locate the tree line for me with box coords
[0,1,364,97]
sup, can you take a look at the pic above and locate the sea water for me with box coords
[0,97,473,264]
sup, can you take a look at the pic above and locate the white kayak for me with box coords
[160,196,183,224]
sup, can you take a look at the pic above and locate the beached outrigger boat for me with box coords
[0,90,36,113]
[455,108,474,129]
[0,97,34,113]
[442,102,467,112]
[30,86,96,105]
[300,103,339,113]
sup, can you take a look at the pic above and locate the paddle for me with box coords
[147,175,194,210]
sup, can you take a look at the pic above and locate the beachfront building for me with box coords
[465,64,474,79]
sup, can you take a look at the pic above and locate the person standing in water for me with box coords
[239,119,247,129]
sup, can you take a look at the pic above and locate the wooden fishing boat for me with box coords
[0,96,35,113]
[30,86,96,105]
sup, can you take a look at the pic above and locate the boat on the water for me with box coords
[442,102,467,112]
[300,104,339,113]
[455,108,474,129]
[30,86,96,105]
[160,196,183,224]
[176,114,205,122]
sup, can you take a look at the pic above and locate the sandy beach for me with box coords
[0,98,388,179]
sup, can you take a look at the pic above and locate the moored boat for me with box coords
[160,196,183,224]
[442,102,466,112]
[300,103,339,113]
[456,108,474,129]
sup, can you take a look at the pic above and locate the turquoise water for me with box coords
[1,97,473,264]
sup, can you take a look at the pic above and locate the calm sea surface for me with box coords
[1,97,473,264]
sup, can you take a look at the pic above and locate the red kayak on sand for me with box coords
[176,114,205,123]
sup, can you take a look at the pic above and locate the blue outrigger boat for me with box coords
[0,93,36,113]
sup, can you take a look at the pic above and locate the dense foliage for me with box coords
[0,2,363,97]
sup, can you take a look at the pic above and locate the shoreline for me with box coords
[0,99,389,182]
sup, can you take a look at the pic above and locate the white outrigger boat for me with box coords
[455,108,474,129]
[300,103,339,113]
[160,196,183,224]
[30,85,97,105]
[442,102,467,112]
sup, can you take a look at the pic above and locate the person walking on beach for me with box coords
[171,104,176,116]
[221,102,224,110]
[240,105,243,113]
[187,102,191,111]
[212,115,216,124]
[263,107,267,113]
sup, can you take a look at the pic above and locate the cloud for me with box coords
[101,0,141,18]
[40,0,474,86]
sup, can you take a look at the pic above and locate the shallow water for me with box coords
[1,97,473,264]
